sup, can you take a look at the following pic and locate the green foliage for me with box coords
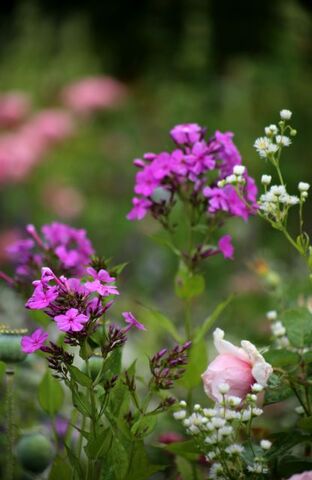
[175,263,205,301]
[178,338,207,389]
[264,349,300,368]
[131,415,157,438]
[164,439,200,461]
[49,456,72,480]
[194,294,234,343]
[38,371,64,416]
[264,373,292,405]
[138,305,182,342]
[281,308,312,348]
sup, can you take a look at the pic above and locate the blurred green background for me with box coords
[0,0,311,346]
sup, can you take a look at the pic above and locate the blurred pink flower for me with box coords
[0,229,21,263]
[0,109,74,185]
[42,183,85,219]
[61,76,127,115]
[201,328,272,402]
[0,92,31,128]
[287,473,312,480]
[26,109,74,146]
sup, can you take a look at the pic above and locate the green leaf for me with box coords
[281,308,312,348]
[85,428,112,460]
[0,361,6,383]
[72,389,92,417]
[194,295,234,343]
[175,263,205,301]
[277,455,312,477]
[64,443,84,479]
[176,456,194,480]
[165,440,200,461]
[267,431,312,460]
[126,441,164,480]
[131,415,157,438]
[108,378,130,417]
[112,437,129,480]
[138,304,182,342]
[38,371,64,416]
[178,338,207,389]
[264,349,300,368]
[68,365,92,387]
[298,416,312,432]
[264,373,292,405]
[49,456,72,480]
[104,348,122,377]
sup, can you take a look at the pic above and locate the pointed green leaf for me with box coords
[38,371,64,416]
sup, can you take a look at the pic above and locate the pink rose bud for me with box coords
[201,328,272,402]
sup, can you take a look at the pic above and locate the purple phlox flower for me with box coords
[224,186,251,221]
[85,279,119,297]
[218,235,234,260]
[21,328,49,353]
[26,224,45,248]
[212,130,242,178]
[65,277,89,295]
[203,187,229,213]
[127,197,152,221]
[134,167,160,197]
[170,123,204,145]
[151,152,172,180]
[32,267,54,287]
[26,283,59,309]
[54,308,89,332]
[6,238,34,262]
[185,141,215,174]
[122,311,146,331]
[41,222,94,274]
[87,267,115,283]
[85,268,119,297]
[170,149,188,177]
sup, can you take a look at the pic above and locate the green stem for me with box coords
[5,369,15,480]
[85,359,98,480]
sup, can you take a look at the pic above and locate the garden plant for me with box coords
[1,109,312,480]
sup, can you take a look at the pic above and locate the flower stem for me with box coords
[5,368,15,480]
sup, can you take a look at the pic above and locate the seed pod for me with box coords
[0,327,27,364]
[16,433,55,474]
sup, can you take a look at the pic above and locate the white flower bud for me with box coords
[252,383,264,393]
[218,383,230,394]
[301,191,308,199]
[260,439,272,450]
[212,417,226,429]
[194,403,201,411]
[295,406,305,415]
[179,400,187,407]
[174,410,186,420]
[266,310,277,320]
[276,135,291,146]
[265,124,278,136]
[233,165,245,175]
[261,174,272,185]
[298,182,310,192]
[225,174,237,184]
[252,408,263,417]
[280,109,292,120]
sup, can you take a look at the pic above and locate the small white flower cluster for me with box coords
[254,109,294,159]
[217,165,246,188]
[258,184,300,223]
[173,383,270,478]
[266,310,290,349]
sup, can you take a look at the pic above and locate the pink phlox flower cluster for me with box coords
[5,222,94,282]
[127,123,257,223]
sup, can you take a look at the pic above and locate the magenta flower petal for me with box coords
[21,328,48,353]
[218,235,234,260]
[122,311,146,331]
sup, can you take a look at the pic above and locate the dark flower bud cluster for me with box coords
[40,342,74,377]
[101,325,128,357]
[150,341,191,389]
